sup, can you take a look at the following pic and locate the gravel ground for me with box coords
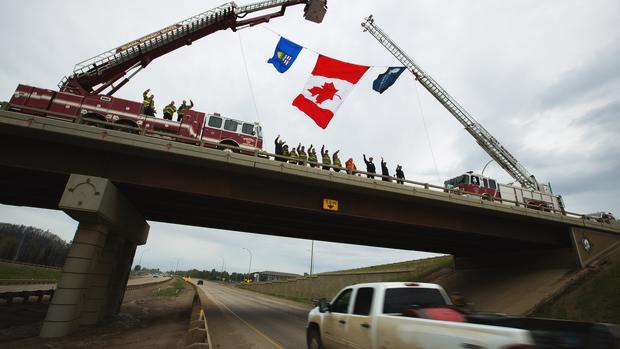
[0,278,194,348]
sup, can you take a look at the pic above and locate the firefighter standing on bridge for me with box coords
[282,144,291,161]
[396,165,405,184]
[163,101,176,120]
[142,89,156,117]
[275,135,286,162]
[332,150,342,172]
[288,147,299,164]
[321,145,331,171]
[363,154,376,179]
[381,157,391,182]
[345,157,357,175]
[297,143,308,166]
[176,99,194,122]
[308,145,318,167]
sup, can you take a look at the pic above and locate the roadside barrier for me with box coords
[125,277,172,291]
[184,282,211,348]
[0,289,54,304]
[0,278,57,286]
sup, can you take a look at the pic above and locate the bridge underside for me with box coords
[1,112,618,266]
[0,141,570,258]
[0,164,565,257]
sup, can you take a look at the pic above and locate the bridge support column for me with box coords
[40,174,149,338]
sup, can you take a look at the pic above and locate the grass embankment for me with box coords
[0,261,61,280]
[324,255,454,281]
[532,260,620,324]
[155,278,186,296]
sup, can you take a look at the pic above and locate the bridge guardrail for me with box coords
[0,278,57,286]
[184,281,211,348]
[1,105,616,229]
[125,277,172,290]
[0,289,54,304]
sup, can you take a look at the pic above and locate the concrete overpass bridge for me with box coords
[1,109,619,336]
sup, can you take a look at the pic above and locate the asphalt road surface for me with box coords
[193,279,312,349]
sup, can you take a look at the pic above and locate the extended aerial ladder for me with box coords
[361,15,543,191]
[59,0,327,96]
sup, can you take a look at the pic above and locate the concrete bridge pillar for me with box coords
[40,174,149,338]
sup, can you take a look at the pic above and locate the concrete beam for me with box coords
[59,175,149,244]
[40,174,149,338]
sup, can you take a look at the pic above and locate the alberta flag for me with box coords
[293,55,369,129]
[373,67,406,94]
[268,37,302,73]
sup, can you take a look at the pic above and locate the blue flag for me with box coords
[267,37,302,73]
[372,67,406,93]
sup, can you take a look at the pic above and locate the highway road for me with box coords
[0,275,170,292]
[192,279,313,349]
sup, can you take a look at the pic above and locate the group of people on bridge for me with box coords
[274,136,406,184]
[142,89,194,122]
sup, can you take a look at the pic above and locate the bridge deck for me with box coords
[0,110,618,257]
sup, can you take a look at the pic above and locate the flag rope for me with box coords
[237,31,262,124]
[413,82,442,184]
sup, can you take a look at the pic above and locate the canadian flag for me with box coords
[292,55,369,129]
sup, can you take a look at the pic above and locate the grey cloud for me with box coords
[537,39,620,110]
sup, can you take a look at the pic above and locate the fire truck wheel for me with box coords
[219,141,240,153]
[82,113,107,128]
[114,120,140,134]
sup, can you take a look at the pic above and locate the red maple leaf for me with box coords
[308,82,341,104]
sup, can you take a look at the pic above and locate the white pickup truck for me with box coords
[306,282,619,349]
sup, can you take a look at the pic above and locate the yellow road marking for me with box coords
[207,288,285,349]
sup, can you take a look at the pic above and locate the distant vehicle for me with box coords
[152,274,159,278]
[197,280,204,285]
[585,212,616,224]
[307,282,619,349]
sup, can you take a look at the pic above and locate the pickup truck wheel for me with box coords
[307,328,324,349]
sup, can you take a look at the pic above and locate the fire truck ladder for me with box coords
[361,15,540,191]
[58,3,235,95]
[59,0,325,96]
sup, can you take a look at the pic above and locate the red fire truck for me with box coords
[444,172,500,200]
[8,85,264,154]
[6,1,326,154]
[444,171,564,211]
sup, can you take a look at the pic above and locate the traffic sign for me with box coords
[323,198,339,211]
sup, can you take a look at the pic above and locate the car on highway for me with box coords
[306,282,620,349]
[197,280,204,285]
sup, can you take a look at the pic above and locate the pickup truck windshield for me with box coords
[383,288,447,314]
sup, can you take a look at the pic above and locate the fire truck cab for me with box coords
[202,113,263,153]
[444,171,500,199]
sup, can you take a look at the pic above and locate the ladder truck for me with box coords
[361,15,565,213]
[7,0,327,154]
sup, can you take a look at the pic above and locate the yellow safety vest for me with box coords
[308,152,318,163]
[333,156,342,168]
[164,104,176,115]
[288,150,299,164]
[143,91,151,107]
[322,154,331,165]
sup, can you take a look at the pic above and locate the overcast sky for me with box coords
[1,1,618,275]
